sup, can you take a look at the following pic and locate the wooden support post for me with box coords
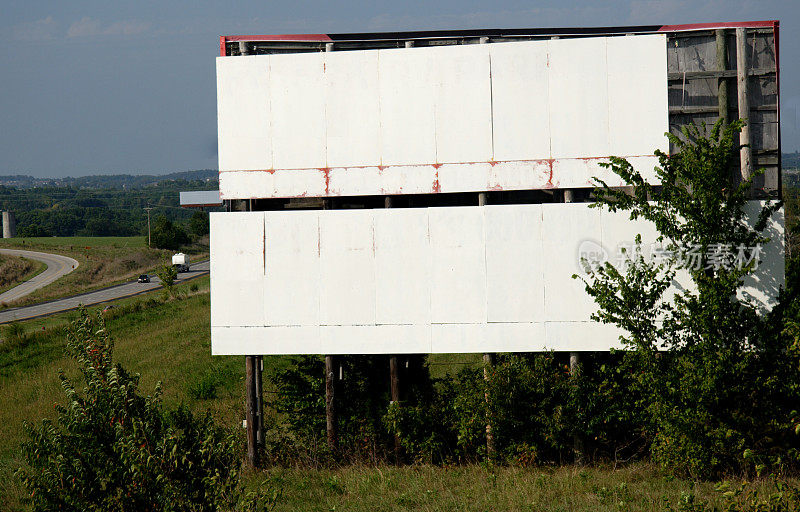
[736,27,752,183]
[565,187,578,368]
[569,352,580,373]
[483,353,496,458]
[325,355,338,451]
[716,29,729,125]
[245,355,259,467]
[385,194,402,462]
[563,189,584,463]
[569,352,584,465]
[389,355,401,461]
[478,192,496,458]
[255,356,264,451]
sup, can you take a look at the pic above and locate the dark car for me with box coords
[137,274,150,283]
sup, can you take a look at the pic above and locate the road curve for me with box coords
[0,260,209,324]
[0,249,80,305]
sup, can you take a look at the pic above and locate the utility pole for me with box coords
[144,207,154,248]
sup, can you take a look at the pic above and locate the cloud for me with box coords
[12,16,58,42]
[67,17,149,38]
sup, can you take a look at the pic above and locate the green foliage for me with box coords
[190,211,210,238]
[383,352,648,466]
[267,355,433,465]
[17,308,240,511]
[665,479,800,512]
[0,173,218,238]
[579,120,799,478]
[156,262,178,297]
[151,215,189,251]
[186,364,236,401]
[269,351,645,466]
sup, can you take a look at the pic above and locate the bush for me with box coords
[156,262,178,297]
[580,120,799,478]
[268,355,433,465]
[17,309,241,511]
[190,210,210,238]
[151,215,189,250]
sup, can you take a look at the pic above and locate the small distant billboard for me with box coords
[179,190,222,208]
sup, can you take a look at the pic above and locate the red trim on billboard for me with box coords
[219,36,226,56]
[224,34,333,42]
[658,20,777,32]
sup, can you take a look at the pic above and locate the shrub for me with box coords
[156,262,178,297]
[151,215,189,250]
[17,309,240,511]
[580,120,799,477]
[190,211,210,238]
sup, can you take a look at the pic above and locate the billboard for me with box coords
[212,25,783,355]
[216,35,668,200]
[210,203,783,355]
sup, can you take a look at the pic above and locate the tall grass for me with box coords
[1,279,797,511]
[0,255,45,295]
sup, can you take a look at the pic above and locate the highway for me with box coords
[0,260,209,324]
[0,249,80,304]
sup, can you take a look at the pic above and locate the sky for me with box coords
[1,1,798,178]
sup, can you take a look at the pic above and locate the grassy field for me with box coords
[243,464,743,512]
[0,236,208,308]
[0,255,46,296]
[0,279,795,511]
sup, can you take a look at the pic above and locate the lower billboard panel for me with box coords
[210,203,784,355]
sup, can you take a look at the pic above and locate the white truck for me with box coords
[172,253,190,273]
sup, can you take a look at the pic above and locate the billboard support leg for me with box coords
[255,356,264,453]
[564,189,585,464]
[569,352,584,465]
[716,29,729,125]
[736,27,752,182]
[325,355,338,452]
[245,355,261,467]
[389,355,402,463]
[479,192,497,459]
[385,195,403,463]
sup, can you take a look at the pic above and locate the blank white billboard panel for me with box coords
[210,202,783,354]
[217,35,668,199]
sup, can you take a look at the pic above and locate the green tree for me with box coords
[18,309,240,511]
[189,210,210,238]
[156,262,178,297]
[578,121,797,477]
[151,215,189,250]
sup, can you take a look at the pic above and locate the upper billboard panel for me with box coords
[216,35,669,200]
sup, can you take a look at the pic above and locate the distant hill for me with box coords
[0,169,218,189]
[784,152,800,170]
[0,170,220,238]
